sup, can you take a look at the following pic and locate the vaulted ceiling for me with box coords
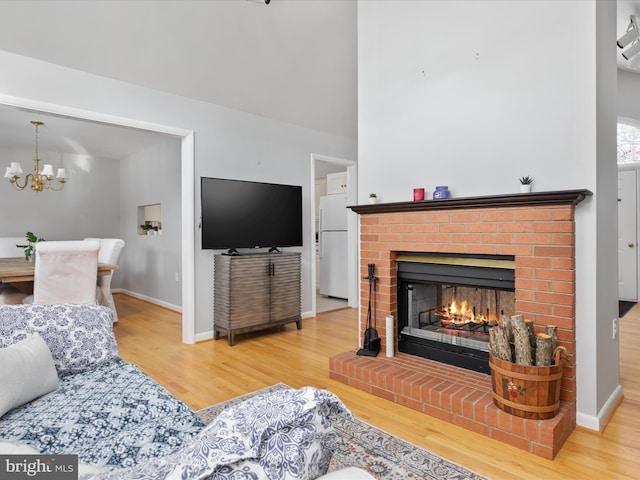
[0,1,638,161]
[0,0,357,160]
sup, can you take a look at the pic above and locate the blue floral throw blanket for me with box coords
[87,387,350,480]
[0,358,204,468]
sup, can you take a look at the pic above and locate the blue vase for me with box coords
[433,186,450,200]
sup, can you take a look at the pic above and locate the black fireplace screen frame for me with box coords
[396,253,515,375]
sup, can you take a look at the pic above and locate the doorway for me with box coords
[310,154,357,315]
[618,168,638,302]
[0,96,196,343]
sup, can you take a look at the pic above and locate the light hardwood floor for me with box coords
[113,294,640,480]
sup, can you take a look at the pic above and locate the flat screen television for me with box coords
[201,177,303,252]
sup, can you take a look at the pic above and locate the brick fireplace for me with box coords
[329,190,591,459]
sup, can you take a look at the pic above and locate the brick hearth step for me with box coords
[329,350,575,459]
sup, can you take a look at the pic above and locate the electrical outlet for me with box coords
[612,318,618,340]
[174,272,179,282]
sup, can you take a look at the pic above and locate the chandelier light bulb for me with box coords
[41,164,54,177]
[10,162,23,176]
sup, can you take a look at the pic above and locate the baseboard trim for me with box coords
[116,289,181,313]
[576,384,624,432]
[195,330,214,342]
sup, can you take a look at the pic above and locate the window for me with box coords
[618,122,640,165]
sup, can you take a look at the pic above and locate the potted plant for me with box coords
[519,176,534,193]
[369,193,378,204]
[140,224,153,235]
[16,231,45,261]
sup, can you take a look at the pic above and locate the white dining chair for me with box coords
[84,237,125,322]
[24,240,100,305]
[0,236,29,304]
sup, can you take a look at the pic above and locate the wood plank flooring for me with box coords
[113,294,640,480]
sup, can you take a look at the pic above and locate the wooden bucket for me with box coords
[489,350,563,420]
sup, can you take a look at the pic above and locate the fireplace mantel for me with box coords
[349,189,592,214]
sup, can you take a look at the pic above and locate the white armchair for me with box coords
[84,238,125,322]
[25,240,100,305]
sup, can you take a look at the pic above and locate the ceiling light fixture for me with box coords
[619,15,640,70]
[617,15,639,48]
[4,121,68,193]
[623,39,640,60]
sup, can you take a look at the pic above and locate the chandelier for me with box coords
[4,120,68,192]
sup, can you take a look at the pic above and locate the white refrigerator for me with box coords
[319,194,348,299]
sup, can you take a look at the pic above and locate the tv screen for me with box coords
[201,177,303,251]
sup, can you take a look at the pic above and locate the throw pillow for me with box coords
[0,334,59,417]
[0,304,119,376]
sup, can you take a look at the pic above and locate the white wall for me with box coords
[119,139,182,309]
[618,70,640,118]
[0,49,357,337]
[357,0,619,430]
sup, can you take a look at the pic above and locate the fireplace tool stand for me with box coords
[357,263,381,357]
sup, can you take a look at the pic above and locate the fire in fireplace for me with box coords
[397,253,515,374]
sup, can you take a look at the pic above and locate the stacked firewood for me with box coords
[489,314,560,366]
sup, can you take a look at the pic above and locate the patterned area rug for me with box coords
[196,384,488,480]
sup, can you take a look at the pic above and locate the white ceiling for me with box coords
[0,1,638,163]
[0,0,357,161]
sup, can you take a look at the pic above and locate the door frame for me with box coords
[310,153,357,316]
[0,94,197,343]
[618,165,640,301]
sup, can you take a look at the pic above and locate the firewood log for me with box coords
[525,318,536,360]
[500,315,514,343]
[546,325,558,359]
[535,333,553,366]
[511,315,533,366]
[489,325,512,362]
[525,319,536,350]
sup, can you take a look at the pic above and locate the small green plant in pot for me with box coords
[16,231,45,261]
[369,193,378,204]
[519,176,534,185]
[519,176,534,193]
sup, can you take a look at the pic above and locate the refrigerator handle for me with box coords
[319,207,323,260]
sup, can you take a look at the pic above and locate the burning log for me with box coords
[511,314,533,366]
[489,324,512,362]
[535,333,553,366]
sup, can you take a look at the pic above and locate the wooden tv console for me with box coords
[213,252,302,346]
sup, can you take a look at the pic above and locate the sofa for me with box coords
[0,304,374,480]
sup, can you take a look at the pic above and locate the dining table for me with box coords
[0,257,119,294]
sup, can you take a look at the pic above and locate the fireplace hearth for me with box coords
[397,253,515,374]
[330,190,591,459]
